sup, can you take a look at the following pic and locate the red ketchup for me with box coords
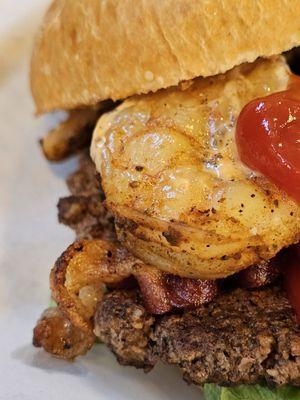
[236,76,300,203]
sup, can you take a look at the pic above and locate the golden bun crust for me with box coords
[31,0,300,114]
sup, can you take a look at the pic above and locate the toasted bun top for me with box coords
[31,0,300,114]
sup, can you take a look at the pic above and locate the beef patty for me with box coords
[95,287,300,387]
[57,151,116,240]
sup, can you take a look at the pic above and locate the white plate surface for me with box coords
[0,1,204,399]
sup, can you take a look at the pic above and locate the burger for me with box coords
[31,1,300,398]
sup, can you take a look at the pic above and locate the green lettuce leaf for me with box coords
[203,384,222,400]
[49,298,57,307]
[203,384,300,400]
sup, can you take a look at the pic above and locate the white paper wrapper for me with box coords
[0,2,203,398]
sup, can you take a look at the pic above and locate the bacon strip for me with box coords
[135,267,217,314]
[166,274,218,309]
[236,259,281,289]
[135,267,171,314]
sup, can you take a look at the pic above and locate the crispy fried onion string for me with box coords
[49,240,138,357]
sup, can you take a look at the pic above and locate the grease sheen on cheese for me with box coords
[91,57,300,279]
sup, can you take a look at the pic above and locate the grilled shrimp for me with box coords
[91,57,300,279]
